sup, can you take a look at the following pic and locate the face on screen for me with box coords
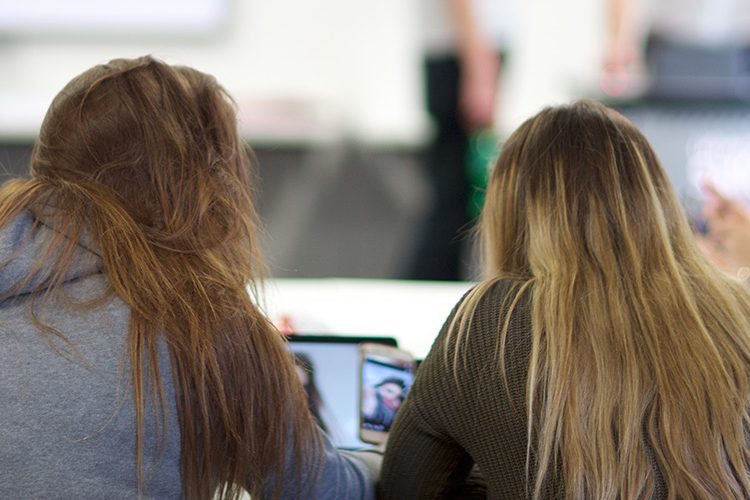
[289,342,366,448]
[360,355,414,434]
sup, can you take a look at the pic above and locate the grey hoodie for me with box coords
[0,210,374,499]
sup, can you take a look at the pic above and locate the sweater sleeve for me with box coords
[305,436,377,499]
[377,400,481,499]
[259,428,376,499]
[379,279,532,499]
[377,292,483,499]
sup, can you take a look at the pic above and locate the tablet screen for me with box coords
[288,336,396,449]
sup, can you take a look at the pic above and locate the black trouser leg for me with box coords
[408,56,470,281]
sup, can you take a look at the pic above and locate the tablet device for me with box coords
[287,334,397,449]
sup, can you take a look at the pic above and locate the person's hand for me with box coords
[459,45,500,131]
[600,36,643,97]
[703,184,750,272]
[603,35,641,74]
[694,233,735,274]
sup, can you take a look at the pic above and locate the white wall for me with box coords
[0,0,605,144]
[500,0,605,133]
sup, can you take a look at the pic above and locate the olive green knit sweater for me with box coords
[378,280,558,499]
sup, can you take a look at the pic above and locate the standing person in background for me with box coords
[0,56,375,499]
[380,100,750,498]
[604,0,750,97]
[408,0,514,281]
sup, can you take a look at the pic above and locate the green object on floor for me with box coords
[466,129,501,220]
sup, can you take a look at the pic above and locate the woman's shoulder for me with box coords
[449,278,533,366]
[427,277,532,366]
[461,277,531,324]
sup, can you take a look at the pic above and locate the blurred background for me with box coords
[1,0,749,281]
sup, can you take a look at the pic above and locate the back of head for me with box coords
[32,56,252,254]
[483,100,694,279]
[473,100,750,498]
[0,56,315,499]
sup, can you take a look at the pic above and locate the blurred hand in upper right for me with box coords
[702,184,750,273]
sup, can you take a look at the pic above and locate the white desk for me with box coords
[262,278,474,359]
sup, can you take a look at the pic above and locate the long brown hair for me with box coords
[452,100,750,498]
[0,56,317,498]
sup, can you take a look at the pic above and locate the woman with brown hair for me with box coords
[0,56,374,499]
[379,100,750,499]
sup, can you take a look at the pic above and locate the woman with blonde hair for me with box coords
[379,100,750,499]
[0,56,374,499]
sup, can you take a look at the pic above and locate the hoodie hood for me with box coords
[0,210,103,300]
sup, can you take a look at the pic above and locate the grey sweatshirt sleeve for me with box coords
[309,439,377,499]
[259,430,377,499]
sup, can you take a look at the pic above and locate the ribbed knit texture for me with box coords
[378,280,558,499]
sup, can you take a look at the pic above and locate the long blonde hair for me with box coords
[454,100,750,499]
[0,56,317,499]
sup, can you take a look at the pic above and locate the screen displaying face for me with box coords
[289,341,367,449]
[360,354,415,434]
